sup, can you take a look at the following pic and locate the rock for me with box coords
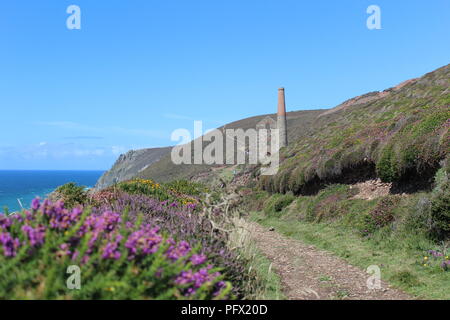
[95,147,171,190]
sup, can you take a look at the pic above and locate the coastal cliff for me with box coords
[95,147,171,189]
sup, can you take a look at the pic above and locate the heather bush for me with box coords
[368,195,399,228]
[0,199,231,299]
[88,189,120,207]
[98,192,252,298]
[47,180,255,298]
[351,195,399,237]
[301,184,350,222]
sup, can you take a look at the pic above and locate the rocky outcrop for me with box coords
[95,147,172,190]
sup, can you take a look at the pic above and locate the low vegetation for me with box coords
[113,178,205,208]
[0,198,230,299]
[51,182,88,209]
[247,168,450,299]
[0,179,277,299]
[0,181,262,299]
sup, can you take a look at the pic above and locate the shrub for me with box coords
[91,192,253,298]
[369,195,399,229]
[303,185,350,222]
[403,196,432,235]
[429,169,450,240]
[376,144,397,182]
[164,180,209,197]
[116,179,199,207]
[52,182,88,209]
[354,195,400,237]
[0,199,231,299]
[88,189,121,207]
[241,190,269,212]
[264,194,295,216]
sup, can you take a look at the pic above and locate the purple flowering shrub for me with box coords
[95,192,254,298]
[0,198,231,299]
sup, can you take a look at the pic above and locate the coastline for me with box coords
[0,170,104,214]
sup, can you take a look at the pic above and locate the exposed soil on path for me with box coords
[249,222,413,300]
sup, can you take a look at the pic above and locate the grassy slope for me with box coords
[139,110,324,182]
[261,64,450,195]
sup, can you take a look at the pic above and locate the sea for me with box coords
[0,170,104,213]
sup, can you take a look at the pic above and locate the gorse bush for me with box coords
[0,199,231,299]
[115,179,200,207]
[52,182,88,209]
[164,180,209,197]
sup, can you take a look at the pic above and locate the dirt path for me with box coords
[249,222,413,300]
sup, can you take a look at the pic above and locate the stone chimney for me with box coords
[277,87,288,147]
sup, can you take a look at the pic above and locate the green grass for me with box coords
[227,217,286,300]
[249,247,286,300]
[263,193,296,217]
[251,211,450,299]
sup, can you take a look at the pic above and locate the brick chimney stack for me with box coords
[277,87,288,147]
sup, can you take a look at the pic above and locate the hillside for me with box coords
[138,109,324,183]
[261,64,449,195]
[95,147,171,189]
[95,109,324,188]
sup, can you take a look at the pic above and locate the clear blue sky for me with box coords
[1,0,449,170]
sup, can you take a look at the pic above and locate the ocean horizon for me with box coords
[0,170,105,213]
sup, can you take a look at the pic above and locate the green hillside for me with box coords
[261,64,450,195]
[139,109,324,182]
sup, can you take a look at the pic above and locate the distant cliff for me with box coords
[95,147,171,189]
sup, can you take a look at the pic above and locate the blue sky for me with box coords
[1,0,449,170]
